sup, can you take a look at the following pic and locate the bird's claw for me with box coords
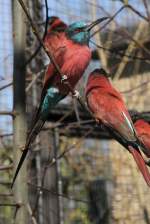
[73,90,80,98]
[61,74,68,83]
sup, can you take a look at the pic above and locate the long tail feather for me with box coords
[128,146,150,187]
[11,119,45,188]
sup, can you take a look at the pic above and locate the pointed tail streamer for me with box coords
[11,119,45,188]
[128,146,150,187]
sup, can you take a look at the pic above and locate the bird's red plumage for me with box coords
[47,17,67,32]
[44,32,67,56]
[86,69,150,186]
[44,18,67,57]
[43,17,91,94]
[134,119,150,157]
[44,36,91,94]
[86,73,135,142]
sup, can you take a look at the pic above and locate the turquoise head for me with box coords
[65,17,108,45]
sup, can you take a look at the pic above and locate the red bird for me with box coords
[134,119,150,158]
[11,17,109,187]
[86,68,150,186]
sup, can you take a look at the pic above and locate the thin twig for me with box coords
[90,40,150,62]
[25,67,46,92]
[29,183,96,204]
[0,203,17,207]
[114,21,145,79]
[0,164,13,171]
[0,111,15,116]
[91,4,150,58]
[121,79,150,94]
[91,4,148,37]
[0,133,13,137]
[127,4,149,22]
[0,193,13,197]
[91,5,126,37]
[0,82,13,91]
[142,0,150,23]
[27,203,38,224]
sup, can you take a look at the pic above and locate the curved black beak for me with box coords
[85,17,109,31]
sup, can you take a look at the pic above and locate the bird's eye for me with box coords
[74,28,83,34]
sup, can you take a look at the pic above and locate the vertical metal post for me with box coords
[12,0,28,223]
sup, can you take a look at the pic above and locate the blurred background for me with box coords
[0,0,150,223]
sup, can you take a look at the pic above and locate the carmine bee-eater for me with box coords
[85,68,150,186]
[11,17,109,187]
[134,119,150,158]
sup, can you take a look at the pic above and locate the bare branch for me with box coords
[0,111,16,116]
[0,82,13,91]
[25,67,46,92]
[0,193,13,197]
[0,203,17,207]
[26,203,38,224]
[0,164,13,171]
[90,40,150,62]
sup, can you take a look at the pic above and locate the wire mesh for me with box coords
[0,0,13,134]
[0,0,150,223]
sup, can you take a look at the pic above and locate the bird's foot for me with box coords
[73,90,80,98]
[61,74,68,83]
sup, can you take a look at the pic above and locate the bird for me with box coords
[85,68,150,186]
[134,119,150,158]
[11,17,109,187]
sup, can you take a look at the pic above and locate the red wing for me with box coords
[43,63,55,87]
[87,88,136,142]
[108,88,124,102]
[43,45,67,87]
[60,46,91,88]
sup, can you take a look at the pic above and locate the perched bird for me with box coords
[85,68,150,186]
[11,17,109,187]
[134,119,150,158]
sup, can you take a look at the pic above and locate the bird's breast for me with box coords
[64,44,91,83]
[54,44,91,93]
